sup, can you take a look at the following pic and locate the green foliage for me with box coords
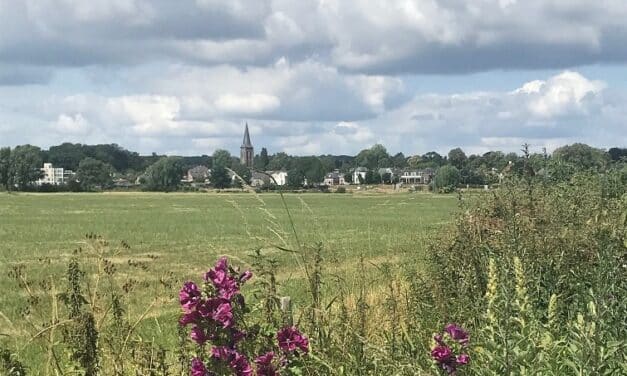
[0,147,11,191]
[553,143,609,171]
[143,156,184,191]
[355,144,391,169]
[77,157,114,191]
[212,149,232,168]
[231,163,252,187]
[434,165,460,191]
[211,164,231,188]
[9,144,43,190]
[447,148,467,169]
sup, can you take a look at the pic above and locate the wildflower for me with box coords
[239,270,253,283]
[444,323,469,345]
[431,345,453,363]
[179,310,201,326]
[456,354,470,365]
[211,346,253,376]
[180,281,202,312]
[213,301,234,328]
[205,257,240,299]
[255,352,279,376]
[191,326,208,345]
[191,358,208,376]
[277,326,309,354]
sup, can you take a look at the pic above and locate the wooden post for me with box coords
[280,296,293,326]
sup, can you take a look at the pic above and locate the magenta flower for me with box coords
[445,324,469,345]
[211,346,253,376]
[277,326,309,354]
[212,302,234,328]
[431,345,453,363]
[191,326,208,345]
[191,358,207,376]
[180,281,202,312]
[456,354,470,365]
[179,311,201,326]
[239,270,253,283]
[205,257,240,299]
[255,352,279,376]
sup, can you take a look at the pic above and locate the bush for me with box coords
[335,186,346,193]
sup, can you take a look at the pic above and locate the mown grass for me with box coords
[0,191,458,366]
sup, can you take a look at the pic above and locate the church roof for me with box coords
[242,123,253,148]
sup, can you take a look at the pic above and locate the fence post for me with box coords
[280,296,293,326]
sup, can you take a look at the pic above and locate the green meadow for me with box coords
[0,191,458,361]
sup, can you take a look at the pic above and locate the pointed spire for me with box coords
[242,122,252,147]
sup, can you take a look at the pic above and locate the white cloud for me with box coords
[214,93,280,114]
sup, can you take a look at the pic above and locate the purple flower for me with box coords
[211,347,252,376]
[277,326,309,354]
[239,270,253,283]
[205,257,240,299]
[191,358,207,376]
[456,354,470,365]
[180,281,202,312]
[433,334,444,344]
[445,324,469,345]
[190,326,208,345]
[231,351,253,376]
[179,311,201,326]
[255,352,279,376]
[430,345,453,364]
[212,302,234,328]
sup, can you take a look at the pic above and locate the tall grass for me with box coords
[1,169,625,375]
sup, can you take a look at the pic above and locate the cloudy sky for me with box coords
[1,0,626,156]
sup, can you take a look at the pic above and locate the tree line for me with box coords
[0,142,625,192]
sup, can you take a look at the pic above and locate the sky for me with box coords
[0,0,626,157]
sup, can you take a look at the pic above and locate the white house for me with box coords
[37,163,74,185]
[399,168,435,185]
[352,167,368,184]
[323,170,346,186]
[268,170,288,186]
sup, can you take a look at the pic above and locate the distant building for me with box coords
[37,163,74,185]
[251,172,271,187]
[240,123,254,168]
[268,170,288,186]
[186,165,210,182]
[399,168,434,185]
[323,170,346,186]
[352,167,368,184]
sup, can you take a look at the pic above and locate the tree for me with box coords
[212,149,232,169]
[47,143,87,170]
[286,168,305,188]
[434,165,461,191]
[294,157,325,185]
[0,147,11,191]
[211,165,231,189]
[422,151,445,167]
[143,156,184,191]
[608,147,627,162]
[392,152,408,168]
[259,148,269,170]
[448,148,467,169]
[267,152,292,171]
[77,157,113,191]
[553,143,609,171]
[10,145,43,190]
[230,163,251,188]
[355,144,391,169]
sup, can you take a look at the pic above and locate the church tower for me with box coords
[240,123,254,168]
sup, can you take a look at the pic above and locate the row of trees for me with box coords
[1,142,625,192]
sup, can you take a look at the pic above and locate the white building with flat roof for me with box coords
[37,163,74,185]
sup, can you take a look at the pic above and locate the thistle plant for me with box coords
[179,257,309,376]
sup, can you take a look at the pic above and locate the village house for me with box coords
[268,170,288,186]
[185,165,210,183]
[36,163,74,186]
[399,168,435,185]
[323,170,346,186]
[251,172,271,187]
[352,167,368,184]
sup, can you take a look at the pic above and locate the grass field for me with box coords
[0,191,458,365]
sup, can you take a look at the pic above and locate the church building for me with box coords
[240,123,254,168]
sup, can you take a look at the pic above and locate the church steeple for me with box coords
[240,123,254,168]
